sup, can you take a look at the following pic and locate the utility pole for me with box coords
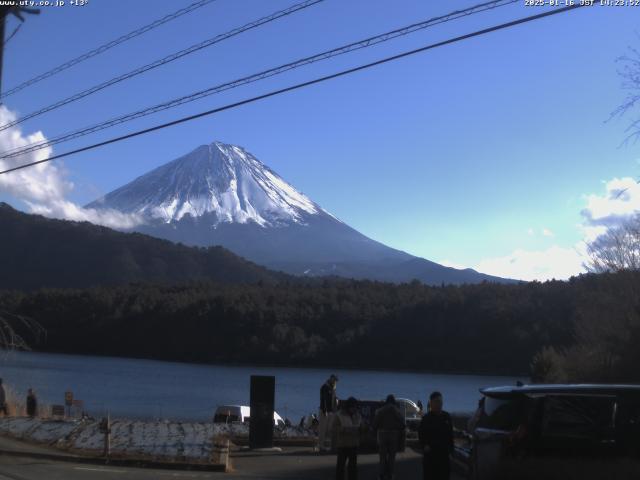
[0,7,10,96]
[0,6,40,100]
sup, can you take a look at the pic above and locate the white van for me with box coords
[396,398,421,419]
[396,398,422,431]
[213,405,285,427]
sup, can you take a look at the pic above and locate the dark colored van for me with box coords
[453,384,640,480]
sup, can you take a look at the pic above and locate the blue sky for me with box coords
[1,1,639,280]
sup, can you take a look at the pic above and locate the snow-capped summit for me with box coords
[89,141,330,227]
[89,141,512,285]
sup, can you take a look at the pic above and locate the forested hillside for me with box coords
[2,271,638,379]
[0,203,284,289]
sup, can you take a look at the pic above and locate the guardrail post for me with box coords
[99,413,111,459]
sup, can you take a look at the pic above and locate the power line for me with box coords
[0,0,325,133]
[3,22,22,46]
[0,0,218,101]
[0,4,587,177]
[0,0,519,160]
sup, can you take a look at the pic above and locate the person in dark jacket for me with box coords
[372,394,405,480]
[321,374,339,413]
[419,391,453,480]
[319,374,339,451]
[26,388,37,417]
[0,379,7,416]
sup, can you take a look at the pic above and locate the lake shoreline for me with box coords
[29,347,531,380]
[0,350,523,422]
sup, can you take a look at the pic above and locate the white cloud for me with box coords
[526,227,555,238]
[473,245,585,282]
[25,199,142,229]
[0,106,141,229]
[440,178,640,282]
[580,176,640,241]
[582,177,640,224]
[440,246,586,282]
[438,259,469,270]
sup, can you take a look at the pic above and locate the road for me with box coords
[0,434,465,479]
[0,449,465,479]
[0,456,216,480]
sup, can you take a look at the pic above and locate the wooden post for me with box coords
[105,412,110,459]
[100,413,111,459]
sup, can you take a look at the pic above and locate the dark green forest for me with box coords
[1,202,638,381]
[2,270,638,381]
[0,203,284,290]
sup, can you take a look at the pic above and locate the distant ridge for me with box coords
[0,202,284,290]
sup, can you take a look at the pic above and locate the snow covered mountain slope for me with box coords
[88,142,329,227]
[88,141,512,285]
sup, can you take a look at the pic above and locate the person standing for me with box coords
[0,379,7,416]
[319,374,339,451]
[332,396,361,480]
[372,394,405,480]
[419,391,453,480]
[26,389,37,417]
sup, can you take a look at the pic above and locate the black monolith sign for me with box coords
[249,375,275,449]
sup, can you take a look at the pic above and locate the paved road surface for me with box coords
[0,448,464,479]
[0,455,216,480]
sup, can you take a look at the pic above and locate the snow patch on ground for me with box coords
[0,417,314,462]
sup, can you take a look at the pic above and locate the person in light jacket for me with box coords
[332,396,361,480]
[372,394,405,480]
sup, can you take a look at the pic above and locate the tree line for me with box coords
[1,270,638,381]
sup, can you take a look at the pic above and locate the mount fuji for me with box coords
[88,141,510,284]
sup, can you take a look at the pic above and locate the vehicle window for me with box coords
[396,400,417,417]
[404,403,419,417]
[213,414,240,423]
[616,395,640,428]
[478,396,523,431]
[542,395,615,441]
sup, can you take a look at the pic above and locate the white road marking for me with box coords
[74,467,127,473]
[155,473,211,478]
[73,467,213,478]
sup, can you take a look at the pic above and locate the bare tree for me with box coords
[0,311,44,351]
[586,214,640,273]
[611,43,640,144]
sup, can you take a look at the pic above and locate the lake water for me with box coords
[0,351,524,421]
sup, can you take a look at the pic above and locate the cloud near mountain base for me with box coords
[0,106,142,229]
[456,177,640,282]
[473,245,585,282]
